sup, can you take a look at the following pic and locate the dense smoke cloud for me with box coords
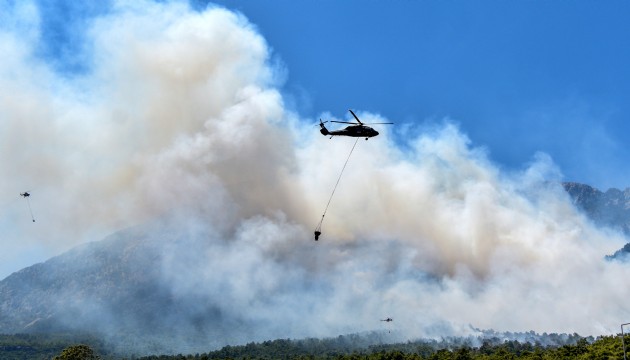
[1,0,629,349]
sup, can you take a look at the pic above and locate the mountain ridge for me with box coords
[562,182,630,236]
[0,222,263,354]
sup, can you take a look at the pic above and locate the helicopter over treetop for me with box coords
[319,109,393,140]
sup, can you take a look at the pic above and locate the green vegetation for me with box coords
[0,333,109,360]
[54,344,100,360]
[135,334,630,360]
[1,333,630,359]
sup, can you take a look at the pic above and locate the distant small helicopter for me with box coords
[319,110,393,140]
[20,192,30,198]
[381,318,393,322]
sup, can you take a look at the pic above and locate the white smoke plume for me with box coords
[1,0,629,349]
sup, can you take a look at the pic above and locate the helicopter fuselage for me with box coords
[319,110,391,140]
[320,124,379,138]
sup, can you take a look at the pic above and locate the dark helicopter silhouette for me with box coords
[381,318,393,322]
[319,110,393,140]
[20,192,30,198]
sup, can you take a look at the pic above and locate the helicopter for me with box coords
[20,192,30,198]
[380,318,393,322]
[319,110,393,140]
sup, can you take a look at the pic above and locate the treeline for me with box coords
[2,332,630,359]
[136,334,630,360]
[0,333,111,360]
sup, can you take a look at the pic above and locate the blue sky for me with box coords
[21,0,630,190]
[205,0,630,190]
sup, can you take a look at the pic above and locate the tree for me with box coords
[53,344,100,360]
[454,347,472,360]
[429,349,453,360]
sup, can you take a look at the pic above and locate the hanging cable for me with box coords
[26,197,35,222]
[314,137,360,240]
[21,192,35,222]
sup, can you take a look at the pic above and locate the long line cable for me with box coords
[24,196,35,222]
[314,137,360,240]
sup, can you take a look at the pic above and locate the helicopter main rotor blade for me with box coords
[347,110,393,125]
[331,120,357,124]
[330,120,394,125]
[348,109,363,125]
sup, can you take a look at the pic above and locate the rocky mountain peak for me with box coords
[562,182,630,236]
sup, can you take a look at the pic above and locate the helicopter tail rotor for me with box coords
[319,119,330,136]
